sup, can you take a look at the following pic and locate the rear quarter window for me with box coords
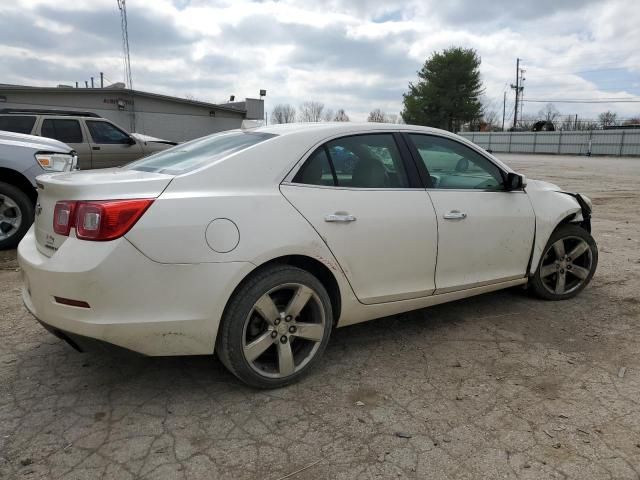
[0,115,36,134]
[125,131,277,174]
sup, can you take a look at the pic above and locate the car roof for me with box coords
[254,122,448,137]
[249,122,512,173]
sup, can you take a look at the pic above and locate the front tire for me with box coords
[0,182,33,250]
[530,224,598,300]
[216,265,333,388]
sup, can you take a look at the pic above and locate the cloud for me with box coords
[1,0,639,121]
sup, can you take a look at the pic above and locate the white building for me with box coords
[0,84,264,142]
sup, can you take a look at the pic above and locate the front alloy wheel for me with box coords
[217,265,333,388]
[531,224,598,300]
[0,194,22,243]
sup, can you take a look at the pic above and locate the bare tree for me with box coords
[270,104,297,124]
[367,108,387,122]
[333,109,350,122]
[538,103,560,123]
[384,113,404,124]
[518,114,537,131]
[575,120,599,131]
[481,110,499,130]
[623,117,640,125]
[298,101,325,122]
[559,116,576,131]
[322,108,334,122]
[598,110,618,127]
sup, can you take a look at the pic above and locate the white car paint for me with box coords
[18,123,590,356]
[281,184,438,303]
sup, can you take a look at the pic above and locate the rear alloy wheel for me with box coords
[0,182,33,250]
[217,265,333,388]
[531,224,598,300]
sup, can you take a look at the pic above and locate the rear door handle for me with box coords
[443,210,467,220]
[324,213,356,223]
[92,146,101,151]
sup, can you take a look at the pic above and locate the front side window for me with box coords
[41,119,83,143]
[0,115,36,134]
[125,131,277,174]
[409,134,504,190]
[86,121,131,144]
[293,134,409,188]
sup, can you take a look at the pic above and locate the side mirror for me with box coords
[506,172,526,191]
[127,136,137,146]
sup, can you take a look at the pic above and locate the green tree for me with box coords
[402,47,484,131]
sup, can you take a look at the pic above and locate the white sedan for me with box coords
[18,123,598,388]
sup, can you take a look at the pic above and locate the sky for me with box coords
[1,0,640,123]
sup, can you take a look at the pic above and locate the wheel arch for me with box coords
[529,208,588,276]
[222,254,343,327]
[0,168,37,204]
[527,188,588,276]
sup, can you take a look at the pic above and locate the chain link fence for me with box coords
[458,129,640,156]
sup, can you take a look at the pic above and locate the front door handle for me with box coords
[443,210,467,220]
[92,146,101,151]
[324,213,356,223]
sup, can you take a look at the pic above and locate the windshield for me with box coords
[125,130,277,174]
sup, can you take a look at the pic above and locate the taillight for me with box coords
[53,199,153,241]
[53,201,76,235]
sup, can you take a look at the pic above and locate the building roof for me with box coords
[0,84,245,115]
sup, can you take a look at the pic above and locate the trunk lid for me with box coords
[34,168,173,256]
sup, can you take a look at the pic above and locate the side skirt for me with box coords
[337,277,528,327]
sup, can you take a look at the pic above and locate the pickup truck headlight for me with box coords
[35,153,75,172]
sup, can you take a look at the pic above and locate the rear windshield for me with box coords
[125,131,277,174]
[0,115,36,134]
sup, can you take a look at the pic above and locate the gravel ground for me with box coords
[1,154,639,480]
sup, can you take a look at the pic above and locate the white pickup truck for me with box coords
[0,130,77,249]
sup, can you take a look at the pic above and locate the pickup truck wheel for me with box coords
[0,182,33,250]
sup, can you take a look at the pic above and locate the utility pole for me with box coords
[118,0,136,131]
[502,91,506,131]
[511,58,520,129]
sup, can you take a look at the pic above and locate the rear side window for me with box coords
[125,131,278,174]
[41,119,83,143]
[293,134,409,188]
[292,149,334,186]
[86,121,131,144]
[0,115,36,134]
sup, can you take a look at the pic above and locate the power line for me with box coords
[523,98,640,104]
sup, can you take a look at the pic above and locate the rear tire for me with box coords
[0,182,33,250]
[216,265,333,389]
[530,224,598,300]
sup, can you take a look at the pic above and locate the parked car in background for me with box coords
[0,109,175,170]
[0,130,76,248]
[18,123,598,388]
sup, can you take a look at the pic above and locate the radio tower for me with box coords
[117,0,136,131]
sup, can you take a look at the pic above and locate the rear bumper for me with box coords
[37,318,137,355]
[18,227,254,355]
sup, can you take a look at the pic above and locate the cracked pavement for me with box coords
[1,154,639,479]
